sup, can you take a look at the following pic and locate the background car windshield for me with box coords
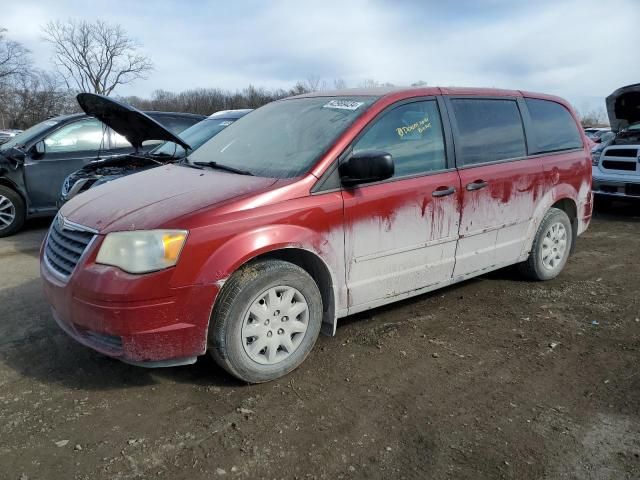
[152,117,237,157]
[188,97,376,178]
[0,119,60,151]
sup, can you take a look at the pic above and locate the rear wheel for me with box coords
[519,207,572,281]
[208,259,323,383]
[0,185,25,238]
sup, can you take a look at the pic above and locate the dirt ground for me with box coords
[1,202,639,480]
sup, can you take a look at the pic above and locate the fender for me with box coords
[521,183,579,257]
[193,223,343,334]
[0,160,29,209]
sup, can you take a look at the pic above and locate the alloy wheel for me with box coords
[0,195,16,229]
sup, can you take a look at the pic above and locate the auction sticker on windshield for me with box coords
[322,100,365,111]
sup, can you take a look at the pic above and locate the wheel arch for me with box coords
[246,248,336,336]
[550,197,578,253]
[195,224,340,337]
[523,183,579,257]
[0,176,26,205]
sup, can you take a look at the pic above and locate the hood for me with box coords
[76,93,191,151]
[606,84,640,132]
[59,164,278,233]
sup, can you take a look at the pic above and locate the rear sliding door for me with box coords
[445,96,543,277]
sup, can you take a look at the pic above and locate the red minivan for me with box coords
[40,88,593,383]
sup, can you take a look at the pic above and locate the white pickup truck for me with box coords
[592,83,640,203]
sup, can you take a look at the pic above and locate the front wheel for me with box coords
[0,185,25,238]
[519,207,573,281]
[208,259,323,383]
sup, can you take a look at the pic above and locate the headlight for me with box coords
[96,230,188,273]
[591,151,601,166]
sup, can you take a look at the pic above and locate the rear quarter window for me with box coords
[449,98,527,166]
[524,98,583,154]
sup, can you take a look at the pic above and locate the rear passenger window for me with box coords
[450,99,526,166]
[525,98,583,153]
[353,100,446,177]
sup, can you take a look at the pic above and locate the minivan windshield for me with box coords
[188,96,377,178]
[0,118,61,152]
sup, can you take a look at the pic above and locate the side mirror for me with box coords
[33,140,46,158]
[339,151,394,187]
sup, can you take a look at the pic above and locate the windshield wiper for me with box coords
[149,152,176,158]
[192,161,254,176]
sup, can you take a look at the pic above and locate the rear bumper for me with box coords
[41,257,219,366]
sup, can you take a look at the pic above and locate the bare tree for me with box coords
[577,104,608,128]
[0,28,32,84]
[303,74,322,92]
[333,78,347,90]
[359,78,380,88]
[121,82,315,116]
[302,74,328,92]
[0,70,77,129]
[42,20,153,95]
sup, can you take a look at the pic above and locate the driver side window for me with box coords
[353,100,446,178]
[43,118,107,153]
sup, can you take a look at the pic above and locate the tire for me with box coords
[0,185,25,238]
[519,207,573,281]
[208,259,323,383]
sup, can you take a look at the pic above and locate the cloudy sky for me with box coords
[3,0,639,113]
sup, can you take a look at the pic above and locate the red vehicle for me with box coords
[40,88,593,383]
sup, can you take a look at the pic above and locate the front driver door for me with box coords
[342,98,462,311]
[24,118,108,212]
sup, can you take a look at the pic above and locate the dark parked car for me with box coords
[0,106,204,236]
[60,106,251,204]
[0,129,23,145]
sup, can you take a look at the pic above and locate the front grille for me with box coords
[604,148,638,158]
[602,160,637,171]
[44,216,95,278]
[627,184,640,196]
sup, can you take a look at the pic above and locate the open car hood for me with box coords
[606,83,640,132]
[76,93,191,151]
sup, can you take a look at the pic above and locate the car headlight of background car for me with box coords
[591,149,602,166]
[96,230,188,273]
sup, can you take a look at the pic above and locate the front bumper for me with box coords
[41,247,219,366]
[592,167,640,199]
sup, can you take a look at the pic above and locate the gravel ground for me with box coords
[0,202,639,480]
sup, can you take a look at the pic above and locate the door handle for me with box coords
[432,186,456,197]
[466,180,488,191]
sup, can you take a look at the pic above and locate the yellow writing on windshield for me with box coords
[396,116,431,138]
